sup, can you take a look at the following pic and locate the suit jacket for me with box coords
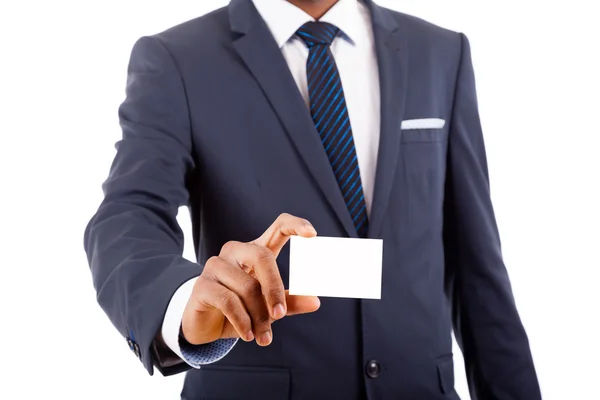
[84,0,541,399]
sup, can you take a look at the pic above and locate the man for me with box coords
[84,0,541,398]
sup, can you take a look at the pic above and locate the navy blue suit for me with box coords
[84,0,541,398]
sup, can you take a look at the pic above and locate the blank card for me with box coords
[288,236,383,299]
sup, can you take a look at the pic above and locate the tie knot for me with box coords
[296,22,339,48]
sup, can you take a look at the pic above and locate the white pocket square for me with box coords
[401,118,445,130]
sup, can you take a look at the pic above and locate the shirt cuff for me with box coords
[179,336,238,368]
[161,276,238,368]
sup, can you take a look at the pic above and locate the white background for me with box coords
[1,1,599,399]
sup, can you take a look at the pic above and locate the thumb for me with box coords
[284,290,321,316]
[254,213,317,257]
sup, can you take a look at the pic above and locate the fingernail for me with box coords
[304,224,316,234]
[273,303,285,319]
[260,331,272,346]
[245,331,254,342]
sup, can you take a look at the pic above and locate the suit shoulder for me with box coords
[149,6,231,50]
[384,7,461,44]
[380,7,465,67]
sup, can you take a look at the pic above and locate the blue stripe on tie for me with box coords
[320,26,334,39]
[344,177,360,197]
[336,156,357,184]
[309,66,337,103]
[341,158,358,183]
[335,152,356,177]
[322,118,348,150]
[355,212,368,229]
[340,170,360,195]
[310,53,336,98]
[321,107,347,139]
[355,213,368,232]
[341,165,358,190]
[297,31,320,43]
[323,118,352,150]
[330,135,353,167]
[326,115,350,145]
[307,45,321,65]
[315,93,343,131]
[316,94,345,132]
[315,90,344,129]
[312,79,341,121]
[309,61,335,94]
[349,198,363,216]
[310,65,337,104]
[308,58,329,83]
[307,47,328,73]
[324,121,350,152]
[311,77,340,115]
[307,50,330,81]
[308,45,327,68]
[323,116,349,148]
[352,204,367,222]
[348,194,365,212]
[345,182,362,205]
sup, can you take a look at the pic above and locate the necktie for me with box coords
[296,22,369,238]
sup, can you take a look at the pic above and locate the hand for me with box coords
[181,213,321,347]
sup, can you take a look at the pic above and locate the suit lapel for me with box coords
[229,0,358,237]
[365,1,409,238]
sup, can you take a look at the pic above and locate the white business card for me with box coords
[288,236,383,299]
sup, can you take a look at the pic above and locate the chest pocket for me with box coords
[401,128,447,144]
[400,128,448,235]
[401,128,447,174]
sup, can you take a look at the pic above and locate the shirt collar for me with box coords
[251,0,364,48]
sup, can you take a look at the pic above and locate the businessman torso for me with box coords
[166,2,455,398]
[94,0,541,399]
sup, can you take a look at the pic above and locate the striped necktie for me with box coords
[296,21,369,238]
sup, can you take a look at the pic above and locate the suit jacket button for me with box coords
[366,360,381,378]
[127,338,134,350]
[133,343,141,359]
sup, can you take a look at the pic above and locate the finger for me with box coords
[254,213,317,257]
[210,256,274,346]
[220,318,244,339]
[222,294,320,338]
[284,291,321,316]
[221,241,286,322]
[198,276,255,343]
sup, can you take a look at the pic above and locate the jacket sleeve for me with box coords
[443,33,542,399]
[84,35,200,376]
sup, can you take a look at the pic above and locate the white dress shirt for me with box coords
[162,0,381,367]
